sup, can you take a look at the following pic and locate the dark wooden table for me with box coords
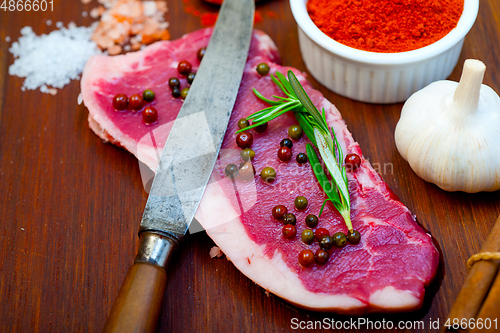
[1,0,500,332]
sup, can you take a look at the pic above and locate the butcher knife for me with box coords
[102,0,255,331]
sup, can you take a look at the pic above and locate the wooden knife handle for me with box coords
[103,232,177,333]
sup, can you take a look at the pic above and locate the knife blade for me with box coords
[102,0,255,331]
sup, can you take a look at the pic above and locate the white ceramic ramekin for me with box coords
[290,0,479,104]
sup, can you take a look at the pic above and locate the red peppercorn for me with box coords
[142,106,158,124]
[272,205,287,220]
[277,147,292,162]
[113,94,128,111]
[345,153,362,171]
[283,224,297,239]
[236,132,253,149]
[197,47,206,61]
[253,121,268,133]
[298,249,315,267]
[177,60,192,76]
[129,94,144,110]
[315,250,329,265]
[315,228,330,241]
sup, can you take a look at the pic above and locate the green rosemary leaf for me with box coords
[253,88,281,106]
[314,128,350,207]
[331,126,349,196]
[271,74,293,99]
[306,144,340,208]
[275,71,294,96]
[287,71,328,134]
[294,111,317,146]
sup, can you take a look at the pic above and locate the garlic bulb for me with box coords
[395,59,500,193]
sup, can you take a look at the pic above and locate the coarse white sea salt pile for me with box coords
[8,23,101,95]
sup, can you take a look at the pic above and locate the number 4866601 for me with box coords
[1,0,54,11]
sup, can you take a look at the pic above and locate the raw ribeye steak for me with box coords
[81,28,439,314]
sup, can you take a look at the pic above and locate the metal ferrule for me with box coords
[135,232,177,269]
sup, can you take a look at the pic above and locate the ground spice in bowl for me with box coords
[307,0,464,53]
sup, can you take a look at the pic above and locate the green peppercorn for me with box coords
[180,87,189,99]
[169,77,180,90]
[347,230,361,244]
[333,232,348,247]
[294,196,308,210]
[256,62,270,75]
[172,87,181,98]
[280,138,293,149]
[142,89,155,102]
[240,148,255,161]
[238,118,250,129]
[301,229,315,245]
[319,235,334,250]
[225,164,238,179]
[315,250,329,265]
[260,167,276,183]
[288,124,303,140]
[187,72,196,85]
[283,213,296,225]
[296,153,308,164]
[305,214,318,228]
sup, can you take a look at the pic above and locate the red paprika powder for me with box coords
[307,0,464,53]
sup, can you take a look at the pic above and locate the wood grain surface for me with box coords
[1,0,500,332]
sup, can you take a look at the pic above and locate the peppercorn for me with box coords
[180,87,190,99]
[283,224,297,239]
[187,72,196,85]
[240,148,255,161]
[236,132,253,149]
[178,60,192,75]
[347,230,361,244]
[280,138,293,149]
[113,94,128,110]
[172,88,181,98]
[238,118,250,129]
[294,196,308,210]
[277,147,292,162]
[301,229,315,244]
[283,213,296,225]
[315,228,329,241]
[272,205,287,220]
[296,153,308,164]
[253,121,268,133]
[305,214,318,228]
[168,77,180,90]
[256,63,270,75]
[129,94,144,110]
[319,235,334,250]
[225,164,239,179]
[315,250,329,265]
[143,89,155,102]
[260,167,276,183]
[197,47,206,61]
[332,232,348,247]
[298,249,315,267]
[142,106,158,124]
[288,124,303,140]
[238,162,256,181]
[345,153,362,170]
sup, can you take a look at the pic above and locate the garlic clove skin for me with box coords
[395,59,500,193]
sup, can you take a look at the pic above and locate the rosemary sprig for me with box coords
[236,70,353,232]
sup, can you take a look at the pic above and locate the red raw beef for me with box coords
[81,28,439,314]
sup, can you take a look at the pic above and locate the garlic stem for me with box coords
[453,59,486,116]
